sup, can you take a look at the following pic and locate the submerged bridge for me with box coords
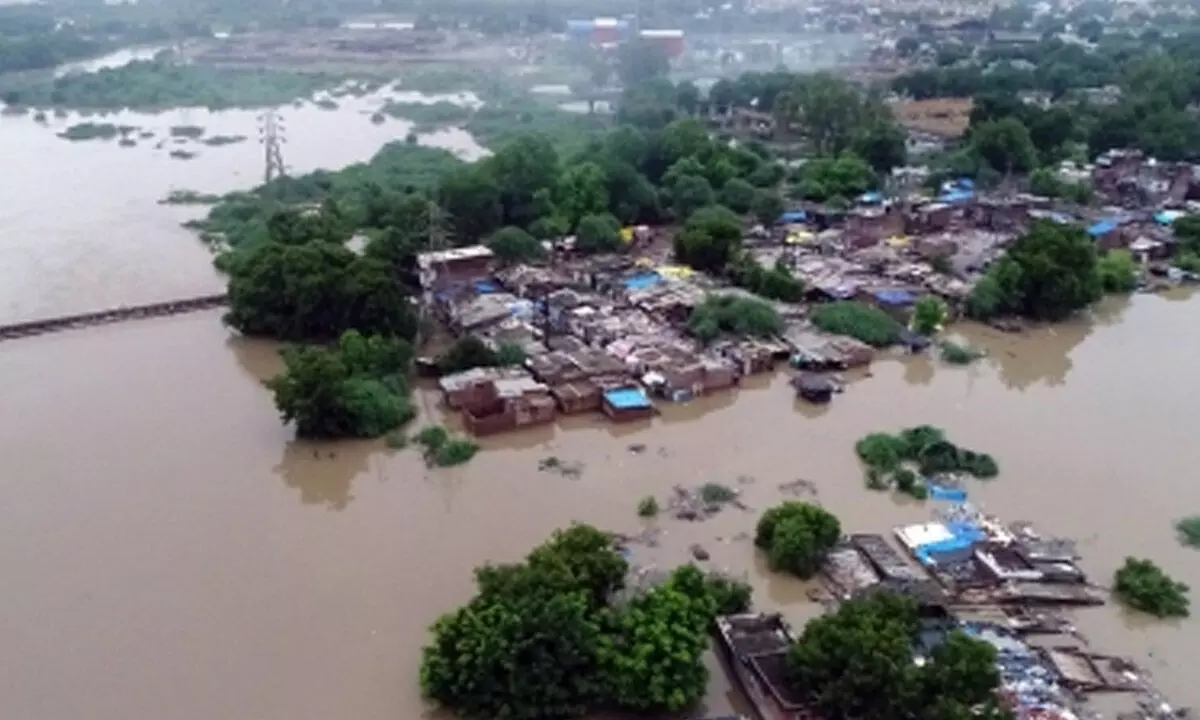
[0,294,228,343]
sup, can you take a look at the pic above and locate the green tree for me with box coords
[675,80,701,115]
[598,568,714,712]
[912,296,948,335]
[788,593,1007,720]
[718,178,757,214]
[1113,557,1190,618]
[668,174,716,219]
[421,581,603,720]
[688,295,783,342]
[990,220,1102,320]
[1097,250,1139,293]
[486,226,544,263]
[970,117,1038,174]
[797,152,876,202]
[438,166,504,241]
[266,331,414,439]
[852,121,908,173]
[751,190,786,225]
[673,205,742,272]
[575,213,623,254]
[555,161,610,227]
[754,502,841,579]
[225,240,416,342]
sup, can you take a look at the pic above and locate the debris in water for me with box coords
[538,455,584,478]
[779,478,819,497]
[690,543,710,561]
[736,474,757,485]
[667,483,743,521]
[627,443,647,454]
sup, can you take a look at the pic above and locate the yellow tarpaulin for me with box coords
[620,227,635,243]
[656,265,695,280]
[785,230,814,245]
[886,235,910,247]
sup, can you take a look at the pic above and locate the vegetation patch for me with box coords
[1176,516,1200,549]
[57,122,132,141]
[169,124,205,139]
[1113,557,1190,618]
[789,592,1008,719]
[855,425,999,498]
[688,295,783,343]
[380,99,473,130]
[160,189,223,206]
[437,336,525,375]
[265,331,416,440]
[413,425,480,468]
[811,301,901,347]
[754,502,841,579]
[939,340,986,365]
[637,495,659,517]
[2,61,351,111]
[420,525,751,718]
[202,134,247,147]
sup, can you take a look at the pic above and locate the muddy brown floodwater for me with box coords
[1,290,1199,720]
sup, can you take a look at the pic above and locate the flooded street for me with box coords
[0,86,486,324]
[2,291,1199,720]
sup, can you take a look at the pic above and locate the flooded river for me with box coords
[2,293,1199,720]
[2,50,1199,720]
[0,72,486,324]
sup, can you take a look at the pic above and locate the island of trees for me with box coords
[420,509,1008,720]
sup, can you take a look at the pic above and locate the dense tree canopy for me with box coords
[754,501,841,579]
[420,525,752,720]
[266,331,415,438]
[224,208,418,342]
[968,221,1102,321]
[788,592,1008,720]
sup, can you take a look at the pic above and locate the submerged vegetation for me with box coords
[939,340,986,365]
[420,525,750,718]
[1113,557,1190,619]
[856,425,999,497]
[754,502,841,579]
[57,121,134,141]
[1,60,351,111]
[1176,516,1200,549]
[413,425,480,467]
[265,331,415,440]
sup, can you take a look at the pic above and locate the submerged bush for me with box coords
[940,340,985,365]
[811,301,901,347]
[1113,557,1190,618]
[1175,516,1200,548]
[854,425,1000,493]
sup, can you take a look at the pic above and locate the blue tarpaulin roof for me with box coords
[604,388,652,410]
[1156,210,1186,225]
[874,289,917,307]
[1087,219,1119,237]
[623,272,662,291]
[473,280,499,294]
[938,190,975,205]
[779,210,807,223]
[859,191,883,204]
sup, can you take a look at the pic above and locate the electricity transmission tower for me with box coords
[258,110,287,183]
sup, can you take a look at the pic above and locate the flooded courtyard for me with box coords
[2,291,1199,720]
